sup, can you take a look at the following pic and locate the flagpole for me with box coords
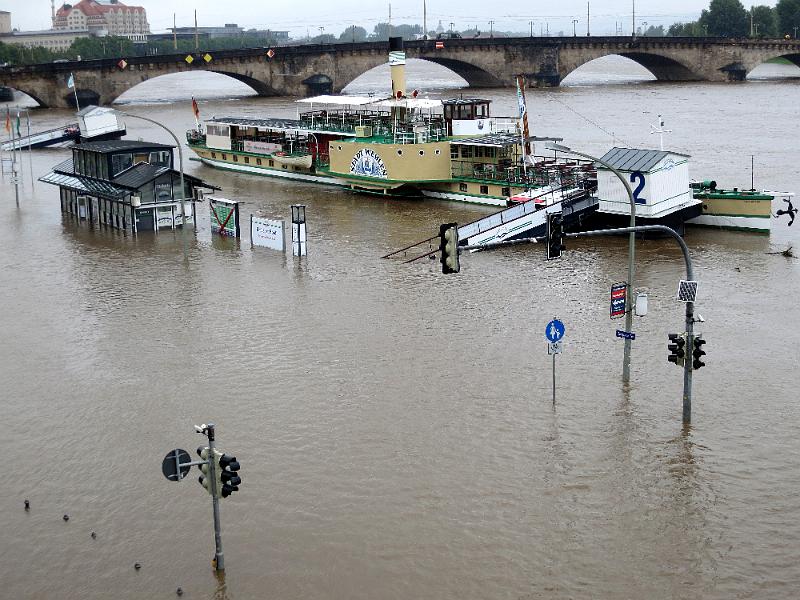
[27,110,34,191]
[70,73,80,111]
[11,108,19,207]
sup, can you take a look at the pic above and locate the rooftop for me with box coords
[598,147,690,172]
[74,139,174,153]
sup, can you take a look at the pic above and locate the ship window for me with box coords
[480,185,488,194]
[257,158,262,165]
[233,155,238,162]
[450,147,458,159]
[418,150,424,156]
[269,160,274,167]
[459,183,468,192]
[112,153,133,176]
[475,147,483,158]
[461,146,473,158]
[211,152,216,159]
[397,149,403,156]
[221,154,227,160]
[502,186,510,196]
[337,146,342,151]
[435,149,441,155]
[244,156,250,164]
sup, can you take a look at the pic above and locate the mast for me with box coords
[515,75,531,177]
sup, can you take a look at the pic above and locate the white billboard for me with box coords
[251,216,285,251]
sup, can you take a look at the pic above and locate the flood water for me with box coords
[1,57,799,599]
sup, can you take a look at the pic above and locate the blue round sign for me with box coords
[545,319,565,342]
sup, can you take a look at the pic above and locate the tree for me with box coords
[69,36,134,60]
[644,25,666,36]
[339,26,368,43]
[668,21,705,36]
[370,22,422,41]
[776,0,800,37]
[698,0,749,37]
[750,5,778,37]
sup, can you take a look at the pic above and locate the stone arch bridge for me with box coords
[2,36,800,108]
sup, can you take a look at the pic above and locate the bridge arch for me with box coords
[746,51,800,75]
[561,50,701,83]
[3,87,49,108]
[108,70,269,105]
[342,58,468,94]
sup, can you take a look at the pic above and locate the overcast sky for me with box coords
[3,0,769,36]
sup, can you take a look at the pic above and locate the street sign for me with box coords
[161,448,191,482]
[548,341,563,355]
[616,330,636,340]
[610,282,627,318]
[545,319,565,343]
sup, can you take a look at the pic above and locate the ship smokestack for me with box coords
[388,37,406,99]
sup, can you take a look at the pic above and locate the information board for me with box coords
[209,197,240,237]
[251,216,285,251]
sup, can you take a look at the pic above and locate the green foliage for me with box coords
[339,26,368,42]
[370,22,422,41]
[776,0,800,37]
[0,41,66,65]
[68,36,135,60]
[643,25,666,36]
[751,5,778,37]
[699,0,749,37]
[667,21,706,36]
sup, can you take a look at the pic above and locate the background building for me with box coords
[0,10,11,34]
[0,28,89,50]
[54,0,149,37]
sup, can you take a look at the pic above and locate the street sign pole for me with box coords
[206,423,225,572]
[545,318,565,405]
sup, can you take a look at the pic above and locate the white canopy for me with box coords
[296,95,381,106]
[373,98,443,110]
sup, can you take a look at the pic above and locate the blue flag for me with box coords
[67,73,75,89]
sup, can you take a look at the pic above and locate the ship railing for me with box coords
[186,131,206,145]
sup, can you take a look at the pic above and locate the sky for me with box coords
[2,0,770,37]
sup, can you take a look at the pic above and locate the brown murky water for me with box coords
[1,58,799,599]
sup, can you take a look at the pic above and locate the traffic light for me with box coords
[546,212,565,260]
[692,336,706,370]
[439,222,460,274]
[219,454,241,498]
[197,446,215,496]
[667,333,686,367]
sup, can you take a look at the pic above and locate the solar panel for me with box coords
[677,280,699,303]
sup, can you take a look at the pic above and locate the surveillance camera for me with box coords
[194,424,207,433]
[695,314,705,323]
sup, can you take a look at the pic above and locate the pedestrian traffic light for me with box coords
[667,333,686,367]
[692,336,706,370]
[546,212,565,260]
[197,446,214,496]
[439,222,460,274]
[219,454,241,498]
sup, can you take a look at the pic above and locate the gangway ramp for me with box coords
[383,185,597,263]
[1,123,81,151]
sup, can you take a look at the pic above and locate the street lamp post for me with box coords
[489,20,494,38]
[113,111,190,255]
[547,142,637,383]
[530,20,534,37]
